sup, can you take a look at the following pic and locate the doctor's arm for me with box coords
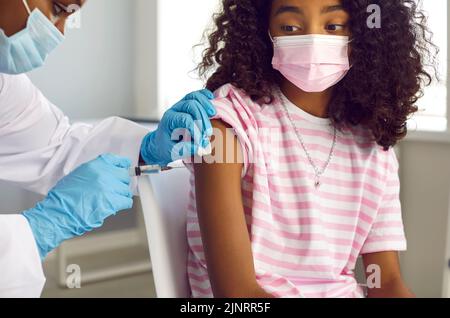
[0,154,132,297]
[193,120,274,298]
[0,74,215,194]
[0,154,128,295]
[0,73,147,194]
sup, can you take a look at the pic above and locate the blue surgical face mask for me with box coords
[0,0,65,74]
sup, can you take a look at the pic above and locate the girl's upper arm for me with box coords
[193,119,270,298]
[362,251,402,284]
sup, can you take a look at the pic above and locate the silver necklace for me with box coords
[277,91,337,189]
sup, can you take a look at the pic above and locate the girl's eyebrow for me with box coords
[275,6,304,16]
[321,5,345,14]
[274,4,345,16]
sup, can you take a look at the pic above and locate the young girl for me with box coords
[186,0,437,298]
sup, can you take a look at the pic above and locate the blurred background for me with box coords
[0,0,449,298]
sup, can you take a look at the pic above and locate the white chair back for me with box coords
[138,167,191,298]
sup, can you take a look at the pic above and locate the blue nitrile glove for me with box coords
[23,154,134,260]
[140,89,217,166]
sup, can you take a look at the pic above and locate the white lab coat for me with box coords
[0,73,150,297]
[0,215,46,297]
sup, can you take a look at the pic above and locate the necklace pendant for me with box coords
[314,178,321,189]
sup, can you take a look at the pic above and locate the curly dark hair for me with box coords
[198,0,439,150]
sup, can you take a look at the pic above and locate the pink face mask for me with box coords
[271,34,351,92]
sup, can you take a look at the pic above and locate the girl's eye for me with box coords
[281,25,301,33]
[326,24,346,32]
[52,4,63,16]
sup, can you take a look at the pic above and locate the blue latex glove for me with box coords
[24,154,133,260]
[141,89,217,166]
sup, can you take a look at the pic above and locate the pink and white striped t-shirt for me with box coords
[186,84,407,298]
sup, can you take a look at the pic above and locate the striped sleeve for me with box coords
[360,148,407,254]
[211,84,259,176]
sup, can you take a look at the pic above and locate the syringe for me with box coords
[131,144,212,177]
[129,165,174,177]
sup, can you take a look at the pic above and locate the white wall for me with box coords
[398,140,450,297]
[157,0,219,117]
[28,0,136,120]
[135,0,220,117]
[134,0,158,118]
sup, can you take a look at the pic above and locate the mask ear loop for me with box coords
[22,0,32,16]
[346,37,354,69]
[268,30,275,44]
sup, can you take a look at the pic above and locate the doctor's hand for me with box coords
[24,154,133,260]
[140,89,217,166]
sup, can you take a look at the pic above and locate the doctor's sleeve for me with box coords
[0,73,149,195]
[360,149,407,254]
